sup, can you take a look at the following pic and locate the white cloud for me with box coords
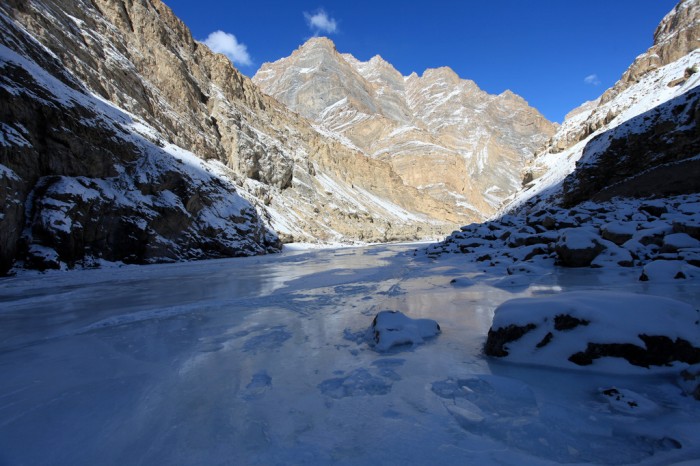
[304,10,338,34]
[584,74,601,86]
[203,30,252,67]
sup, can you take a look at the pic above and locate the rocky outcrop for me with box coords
[513,43,699,215]
[561,87,700,208]
[254,38,556,220]
[0,0,463,273]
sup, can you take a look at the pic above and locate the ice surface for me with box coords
[1,244,699,465]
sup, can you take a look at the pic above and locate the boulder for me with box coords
[485,291,700,373]
[601,221,637,245]
[370,310,440,351]
[555,228,606,267]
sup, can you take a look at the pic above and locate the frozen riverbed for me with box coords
[1,243,699,465]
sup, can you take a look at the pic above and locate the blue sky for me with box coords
[163,0,678,122]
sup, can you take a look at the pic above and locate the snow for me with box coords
[490,291,700,374]
[369,310,440,351]
[0,121,31,147]
[557,227,602,250]
[664,232,700,250]
[1,243,700,465]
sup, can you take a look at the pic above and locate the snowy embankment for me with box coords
[428,192,700,394]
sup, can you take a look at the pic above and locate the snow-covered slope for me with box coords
[254,38,556,220]
[510,50,699,213]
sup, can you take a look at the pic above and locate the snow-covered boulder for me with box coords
[661,232,700,252]
[639,260,700,281]
[484,291,700,373]
[601,221,637,245]
[369,310,441,351]
[555,228,606,267]
[591,241,634,268]
[673,214,700,240]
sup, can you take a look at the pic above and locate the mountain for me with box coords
[253,38,556,220]
[544,0,699,155]
[0,0,463,274]
[430,0,699,275]
[513,0,699,212]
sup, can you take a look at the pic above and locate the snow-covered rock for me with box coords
[599,387,660,415]
[639,260,700,281]
[484,291,700,374]
[428,193,700,277]
[555,228,606,267]
[369,310,441,351]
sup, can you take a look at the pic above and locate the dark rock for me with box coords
[673,218,700,240]
[554,314,590,331]
[484,323,536,357]
[569,335,700,368]
[535,332,553,348]
[601,226,635,245]
[640,203,669,217]
[679,367,700,400]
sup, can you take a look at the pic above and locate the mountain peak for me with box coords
[421,66,460,83]
[298,36,337,52]
[253,40,556,220]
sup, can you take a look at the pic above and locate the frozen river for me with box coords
[1,244,699,465]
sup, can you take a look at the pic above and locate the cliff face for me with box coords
[254,38,556,220]
[0,9,281,274]
[0,0,463,273]
[544,0,699,155]
[508,15,699,215]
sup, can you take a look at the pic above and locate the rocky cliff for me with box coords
[544,0,699,155]
[254,38,556,220]
[0,0,462,274]
[430,0,700,284]
[507,0,699,214]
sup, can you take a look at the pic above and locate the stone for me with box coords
[554,228,606,267]
[370,310,441,352]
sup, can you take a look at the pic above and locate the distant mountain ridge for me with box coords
[254,38,556,220]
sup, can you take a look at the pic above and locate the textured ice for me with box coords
[1,244,700,465]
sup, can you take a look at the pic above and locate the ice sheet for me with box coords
[0,244,699,465]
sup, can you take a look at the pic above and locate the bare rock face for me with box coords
[1,0,463,273]
[254,38,556,220]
